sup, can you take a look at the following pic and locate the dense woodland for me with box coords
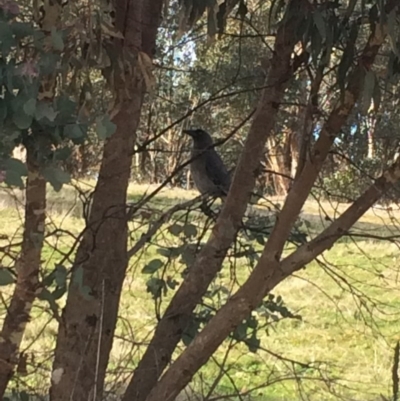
[1,0,400,400]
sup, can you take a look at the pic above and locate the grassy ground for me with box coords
[1,181,400,401]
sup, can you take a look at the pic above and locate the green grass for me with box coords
[1,181,400,400]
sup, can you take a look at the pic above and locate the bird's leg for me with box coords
[200,196,218,220]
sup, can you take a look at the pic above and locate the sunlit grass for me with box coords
[1,181,400,400]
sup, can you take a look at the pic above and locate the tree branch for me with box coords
[142,2,397,400]
[122,1,307,400]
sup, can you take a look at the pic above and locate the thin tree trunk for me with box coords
[143,10,393,400]
[0,148,46,397]
[49,0,163,400]
[122,2,305,400]
[0,0,63,390]
[146,151,400,401]
[266,135,291,195]
[367,113,377,159]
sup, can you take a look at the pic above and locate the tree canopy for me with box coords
[1,0,400,400]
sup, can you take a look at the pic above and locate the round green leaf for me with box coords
[38,52,60,75]
[72,266,93,300]
[0,21,15,56]
[53,147,72,161]
[0,269,15,286]
[42,166,71,192]
[35,101,59,122]
[4,169,24,187]
[4,157,28,175]
[51,27,64,51]
[142,258,164,274]
[233,321,247,341]
[10,21,34,38]
[168,223,183,236]
[54,264,67,287]
[146,277,164,299]
[55,95,77,124]
[96,115,116,140]
[23,98,37,116]
[13,111,32,129]
[183,224,197,238]
[0,98,7,124]
[64,124,84,140]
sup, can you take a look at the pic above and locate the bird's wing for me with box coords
[205,150,231,194]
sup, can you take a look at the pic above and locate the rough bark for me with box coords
[0,0,62,390]
[143,7,395,401]
[49,1,163,400]
[145,152,400,401]
[0,148,46,397]
[122,2,306,401]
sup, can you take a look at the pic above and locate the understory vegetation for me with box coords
[1,0,400,400]
[1,183,400,400]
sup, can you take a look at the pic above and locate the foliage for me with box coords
[1,188,400,400]
[2,0,400,400]
[0,0,115,189]
[140,211,301,352]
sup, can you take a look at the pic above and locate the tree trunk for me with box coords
[143,9,394,400]
[367,113,377,159]
[266,134,291,195]
[122,1,305,400]
[0,0,62,390]
[0,148,46,397]
[49,1,163,400]
[146,152,400,401]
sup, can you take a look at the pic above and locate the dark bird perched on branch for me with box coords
[183,129,231,197]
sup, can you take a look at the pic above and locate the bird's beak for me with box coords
[183,129,195,137]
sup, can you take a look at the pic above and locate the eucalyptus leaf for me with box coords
[233,321,247,340]
[35,101,59,122]
[38,288,60,312]
[183,224,197,238]
[10,21,34,38]
[0,269,14,286]
[181,317,200,346]
[0,98,7,124]
[42,166,71,191]
[55,95,77,123]
[13,111,32,129]
[64,124,84,140]
[23,98,37,116]
[72,266,93,300]
[5,157,28,175]
[96,115,116,140]
[4,169,24,187]
[142,259,164,274]
[312,9,326,40]
[247,333,260,353]
[51,27,64,51]
[53,147,72,161]
[207,11,217,40]
[38,52,60,75]
[146,277,164,299]
[168,223,183,236]
[0,21,15,55]
[54,264,67,287]
[19,390,29,401]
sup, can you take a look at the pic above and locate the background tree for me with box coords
[1,0,400,401]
